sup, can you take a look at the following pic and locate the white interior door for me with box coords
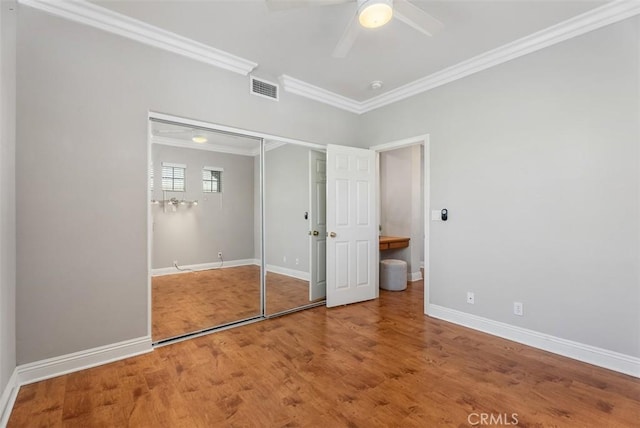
[326,144,378,307]
[309,150,327,301]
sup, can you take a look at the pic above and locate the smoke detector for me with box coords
[370,80,384,90]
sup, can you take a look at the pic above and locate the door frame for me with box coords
[370,134,431,315]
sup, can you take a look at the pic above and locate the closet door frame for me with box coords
[146,111,325,345]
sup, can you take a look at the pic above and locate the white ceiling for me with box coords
[93,0,607,101]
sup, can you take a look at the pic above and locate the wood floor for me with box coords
[153,266,317,341]
[9,280,640,427]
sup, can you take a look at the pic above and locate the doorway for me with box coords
[371,135,430,313]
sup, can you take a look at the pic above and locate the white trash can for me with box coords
[380,259,407,291]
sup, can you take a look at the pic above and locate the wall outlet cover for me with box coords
[514,302,524,316]
[466,292,475,304]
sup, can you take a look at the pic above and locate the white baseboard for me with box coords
[152,258,257,276]
[428,304,640,378]
[16,336,153,386]
[266,264,310,281]
[408,271,422,282]
[0,369,19,428]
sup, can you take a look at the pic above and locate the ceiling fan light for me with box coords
[192,135,208,144]
[358,0,393,29]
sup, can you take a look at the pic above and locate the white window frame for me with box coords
[162,162,186,192]
[203,166,223,193]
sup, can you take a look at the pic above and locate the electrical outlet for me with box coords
[514,302,524,316]
[466,292,475,304]
[283,256,287,263]
[173,260,178,266]
[295,258,299,265]
[217,252,223,259]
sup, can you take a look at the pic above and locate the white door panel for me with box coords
[309,151,327,301]
[326,144,377,307]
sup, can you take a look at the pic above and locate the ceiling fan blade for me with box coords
[332,12,361,58]
[393,0,444,37]
[265,0,351,12]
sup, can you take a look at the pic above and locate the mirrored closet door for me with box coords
[264,142,327,316]
[149,118,262,342]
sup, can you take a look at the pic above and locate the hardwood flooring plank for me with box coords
[8,279,640,427]
[152,266,318,341]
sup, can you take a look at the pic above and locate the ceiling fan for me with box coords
[265,0,444,58]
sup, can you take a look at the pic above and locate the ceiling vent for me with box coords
[250,76,279,101]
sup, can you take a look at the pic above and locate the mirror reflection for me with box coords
[150,119,262,342]
[264,143,326,315]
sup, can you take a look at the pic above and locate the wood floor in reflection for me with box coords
[9,280,640,427]
[153,265,319,341]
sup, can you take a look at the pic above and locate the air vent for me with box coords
[250,76,279,101]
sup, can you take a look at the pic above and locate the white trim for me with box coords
[281,1,640,114]
[16,336,153,386]
[423,138,430,314]
[0,369,19,428]
[203,166,224,172]
[265,264,310,282]
[161,161,186,168]
[370,134,429,153]
[18,0,257,76]
[361,0,640,113]
[264,140,288,153]
[428,304,640,378]
[147,119,153,339]
[151,258,258,277]
[20,1,639,114]
[279,74,362,114]
[408,271,422,282]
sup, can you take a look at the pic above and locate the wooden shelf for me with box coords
[379,236,410,251]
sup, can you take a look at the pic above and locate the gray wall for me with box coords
[16,7,359,364]
[264,144,311,274]
[361,17,640,357]
[0,0,17,399]
[380,147,413,237]
[151,145,256,269]
[11,3,639,369]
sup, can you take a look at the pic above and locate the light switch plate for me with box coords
[431,210,441,221]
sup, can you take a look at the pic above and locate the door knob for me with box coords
[312,230,319,236]
[329,232,337,238]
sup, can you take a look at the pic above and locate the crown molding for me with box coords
[282,0,640,114]
[280,75,363,114]
[19,0,640,113]
[18,0,257,76]
[360,0,640,112]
